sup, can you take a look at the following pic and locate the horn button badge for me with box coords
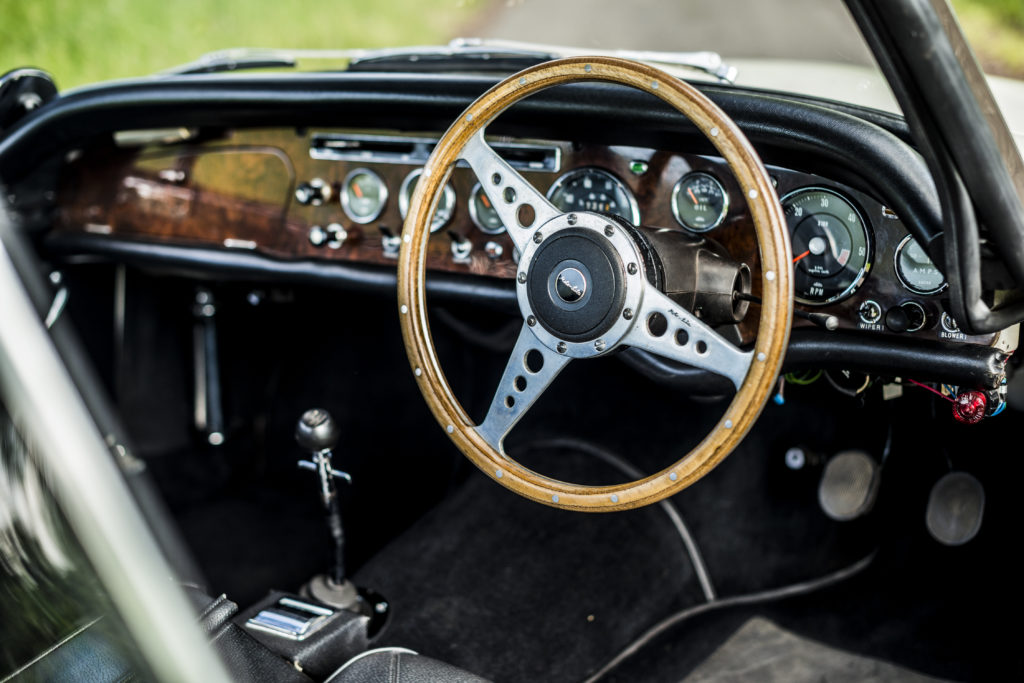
[550,263,591,308]
[526,229,627,342]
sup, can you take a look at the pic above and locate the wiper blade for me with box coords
[445,38,738,83]
[164,49,299,75]
[163,40,737,84]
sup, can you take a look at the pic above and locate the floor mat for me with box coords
[685,616,950,683]
[352,448,705,682]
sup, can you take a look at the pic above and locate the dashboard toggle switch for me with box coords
[447,231,472,261]
[379,226,401,258]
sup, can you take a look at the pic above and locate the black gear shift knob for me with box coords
[295,408,340,452]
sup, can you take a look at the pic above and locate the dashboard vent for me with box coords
[310,133,560,172]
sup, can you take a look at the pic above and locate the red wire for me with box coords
[906,378,954,402]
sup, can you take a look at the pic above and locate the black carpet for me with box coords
[353,447,703,682]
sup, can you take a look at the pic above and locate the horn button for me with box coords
[527,228,626,342]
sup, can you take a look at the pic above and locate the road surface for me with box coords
[463,0,873,65]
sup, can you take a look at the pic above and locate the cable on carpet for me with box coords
[581,550,877,682]
[524,437,717,602]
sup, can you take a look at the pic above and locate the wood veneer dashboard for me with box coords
[54,126,999,346]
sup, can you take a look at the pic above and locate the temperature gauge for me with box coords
[671,172,728,232]
[340,168,388,224]
[468,182,505,234]
[399,169,456,233]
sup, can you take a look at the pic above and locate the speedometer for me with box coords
[782,187,871,305]
[546,167,640,225]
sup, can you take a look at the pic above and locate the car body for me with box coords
[2,0,1023,680]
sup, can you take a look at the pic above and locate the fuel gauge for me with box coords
[341,168,387,224]
[672,172,728,232]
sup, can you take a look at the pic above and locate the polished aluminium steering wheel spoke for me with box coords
[624,282,752,390]
[476,323,571,453]
[459,130,561,254]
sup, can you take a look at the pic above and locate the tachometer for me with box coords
[782,187,871,305]
[546,167,640,225]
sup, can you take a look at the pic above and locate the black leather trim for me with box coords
[195,594,240,635]
[207,623,311,683]
[783,329,1007,389]
[621,328,1008,393]
[46,236,1006,390]
[44,234,520,313]
[2,71,939,248]
[327,649,490,683]
[2,618,135,683]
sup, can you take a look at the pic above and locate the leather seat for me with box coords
[326,647,490,683]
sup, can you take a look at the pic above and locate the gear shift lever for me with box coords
[296,408,358,609]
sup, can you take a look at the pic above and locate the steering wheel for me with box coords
[398,57,792,511]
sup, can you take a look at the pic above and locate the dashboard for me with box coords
[53,126,999,347]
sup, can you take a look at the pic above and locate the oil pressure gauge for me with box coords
[671,171,728,232]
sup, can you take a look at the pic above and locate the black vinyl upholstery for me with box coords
[327,648,491,683]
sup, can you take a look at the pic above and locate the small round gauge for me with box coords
[468,183,505,234]
[546,167,640,225]
[340,168,388,224]
[782,187,872,306]
[895,234,946,295]
[398,169,456,233]
[671,171,729,232]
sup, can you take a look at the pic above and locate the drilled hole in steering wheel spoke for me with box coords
[517,204,535,228]
[524,349,544,373]
[675,329,689,346]
[514,375,527,392]
[503,187,517,203]
[647,312,668,337]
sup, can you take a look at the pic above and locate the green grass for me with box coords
[0,0,481,90]
[951,0,1024,77]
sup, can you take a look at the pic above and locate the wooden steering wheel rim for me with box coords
[398,57,792,511]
